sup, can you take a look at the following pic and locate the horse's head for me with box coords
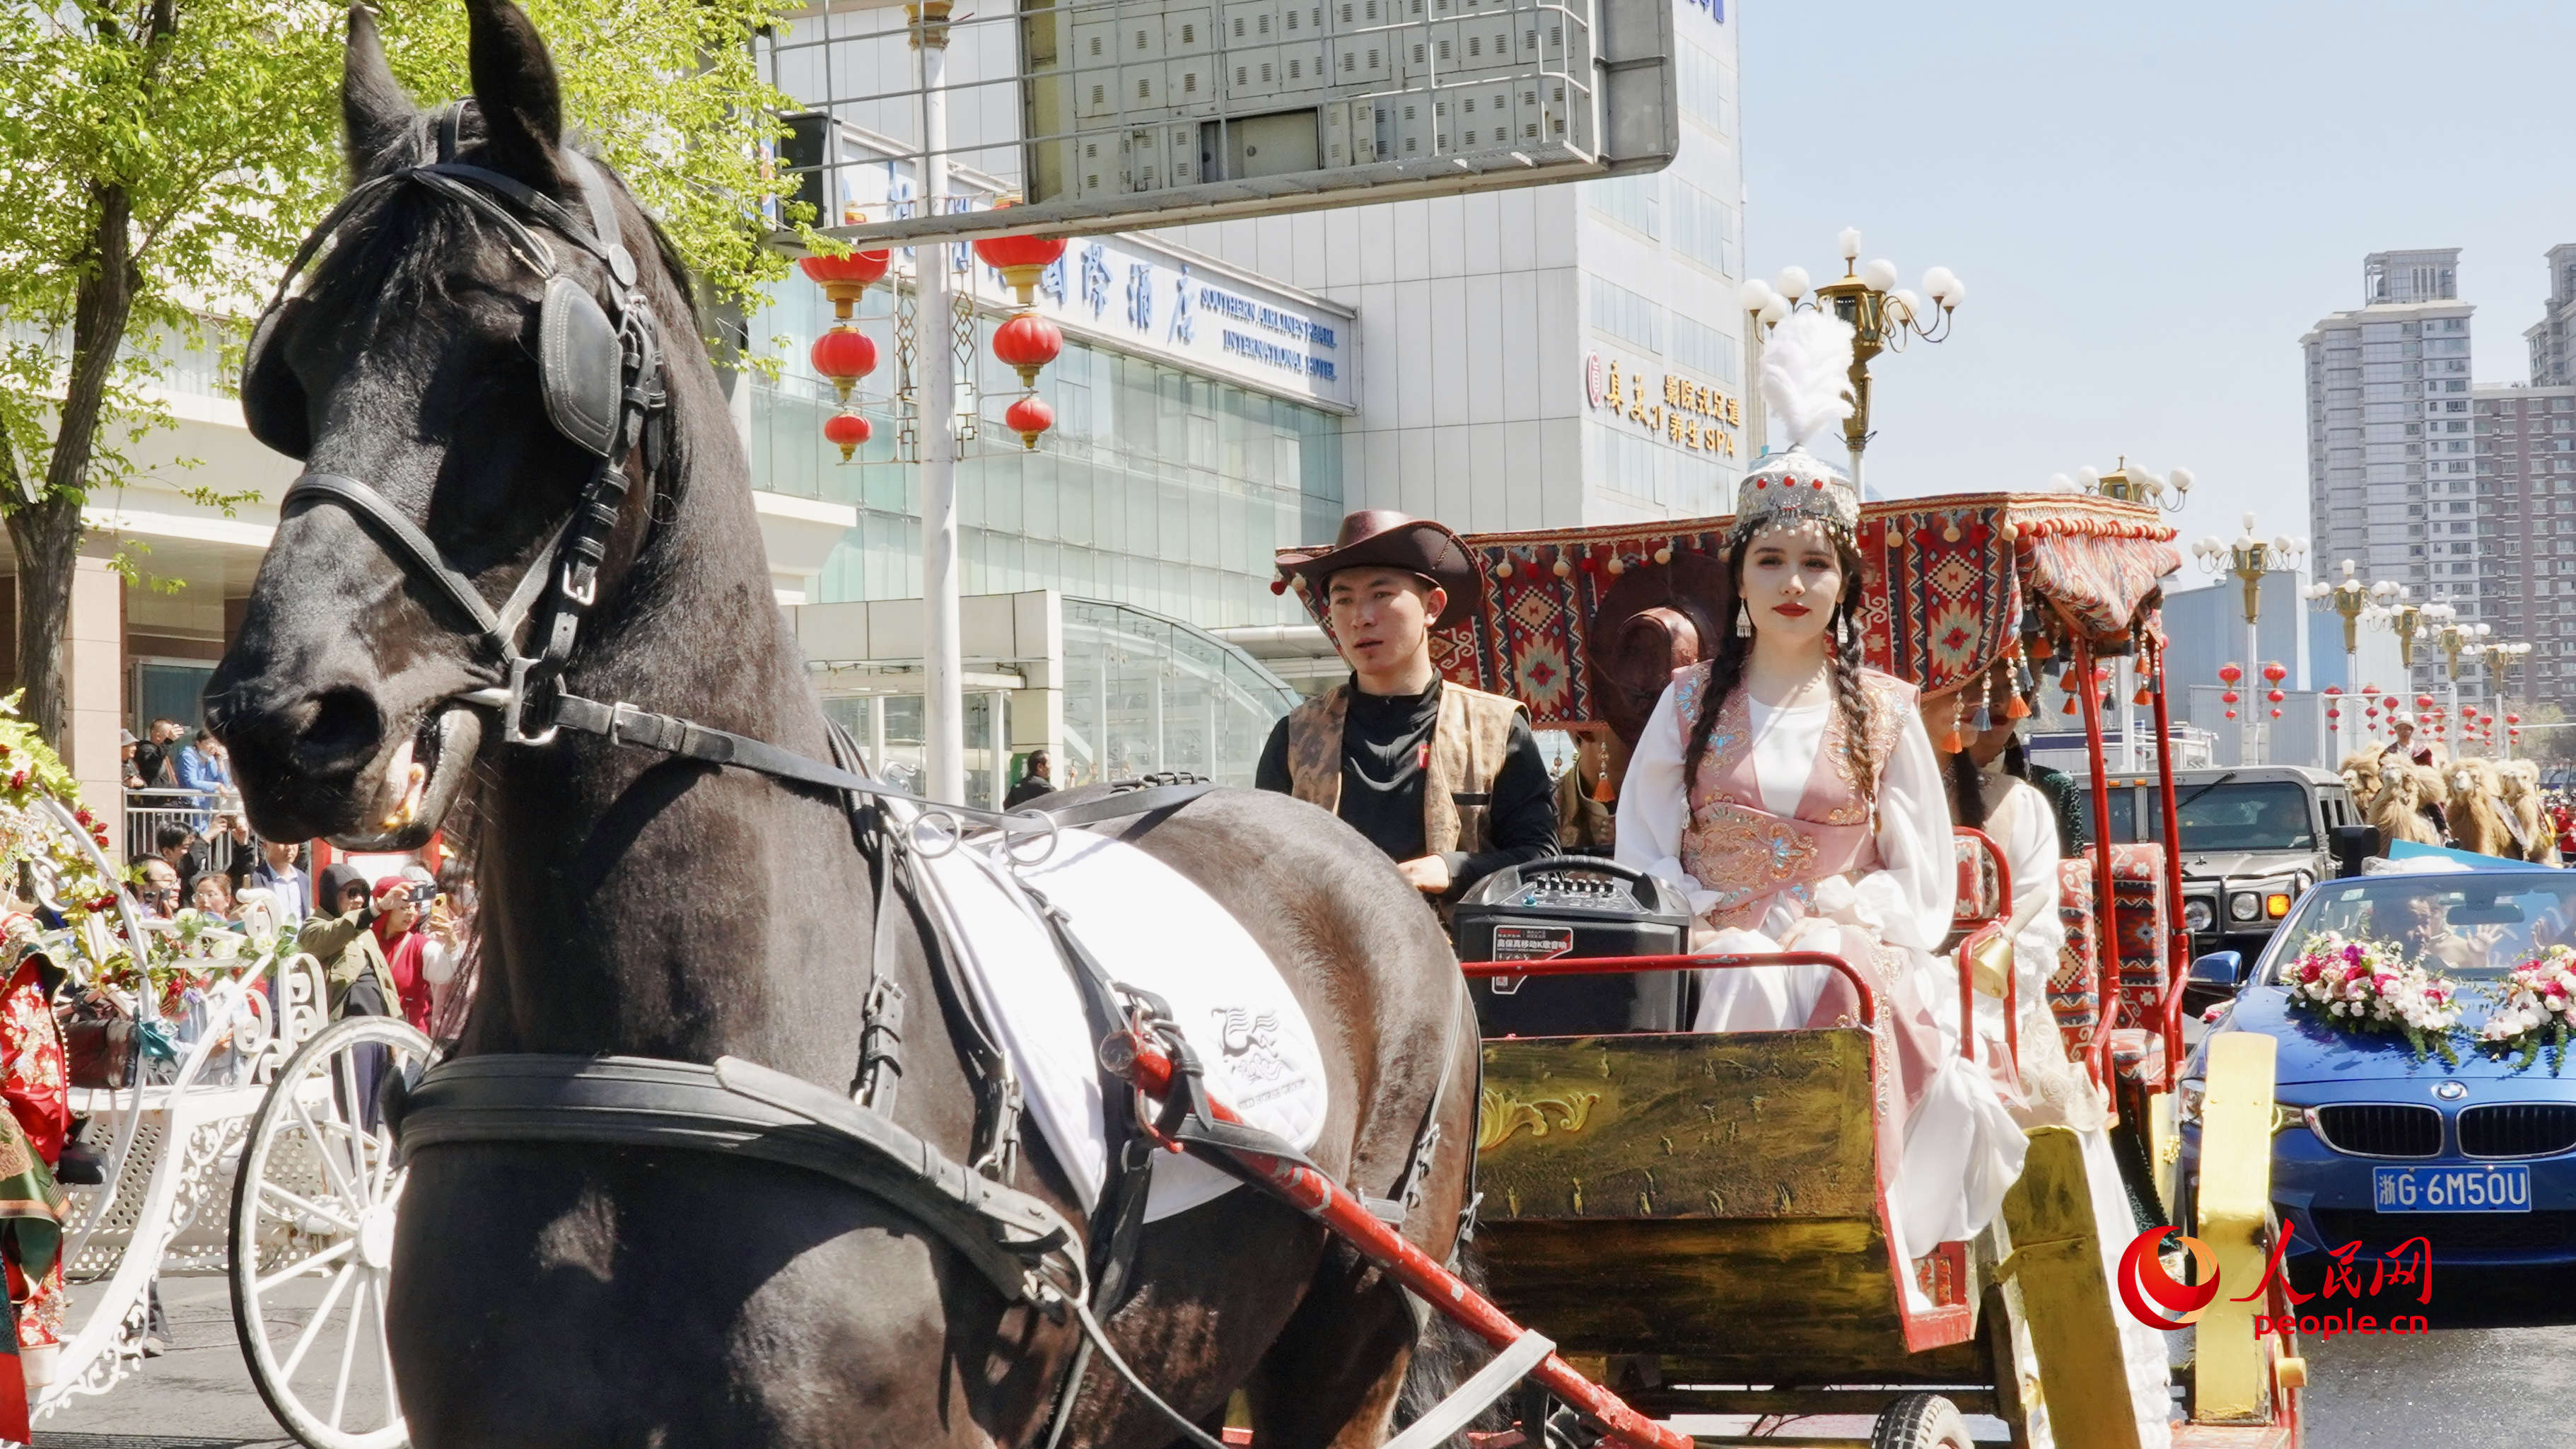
[211,1,677,849]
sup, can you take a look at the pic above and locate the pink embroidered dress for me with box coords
[1616,662,2027,1285]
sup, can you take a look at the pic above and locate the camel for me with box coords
[2445,757,2514,859]
[2498,760,2561,865]
[2339,751,2384,817]
[2370,762,2447,851]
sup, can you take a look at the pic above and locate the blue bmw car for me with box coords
[2177,863,2576,1315]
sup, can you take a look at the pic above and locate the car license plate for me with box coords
[2372,1165,2532,1213]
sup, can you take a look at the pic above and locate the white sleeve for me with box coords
[2000,783,2066,1008]
[1852,706,1957,953]
[1615,682,1713,909]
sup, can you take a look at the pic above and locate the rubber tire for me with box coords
[1870,1392,1975,1449]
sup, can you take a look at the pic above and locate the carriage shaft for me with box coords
[1106,1033,1693,1449]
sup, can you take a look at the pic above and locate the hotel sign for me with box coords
[969,233,1356,413]
[1585,351,1740,458]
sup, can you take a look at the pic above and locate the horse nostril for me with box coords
[298,687,385,769]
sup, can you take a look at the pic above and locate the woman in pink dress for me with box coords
[1614,312,2024,1293]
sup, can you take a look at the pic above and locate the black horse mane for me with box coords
[293,115,698,356]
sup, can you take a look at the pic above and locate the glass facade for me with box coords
[1061,598,1298,789]
[748,277,1346,631]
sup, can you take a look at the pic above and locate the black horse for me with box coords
[208,4,1476,1443]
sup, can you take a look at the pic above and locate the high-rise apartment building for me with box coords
[2472,380,2576,709]
[2304,249,2478,701]
[2524,243,2576,387]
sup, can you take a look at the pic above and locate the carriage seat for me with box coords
[2049,856,2101,1064]
[2106,843,2171,1035]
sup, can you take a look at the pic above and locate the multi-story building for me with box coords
[1155,0,1747,528]
[2303,248,2478,704]
[2524,243,2576,388]
[2473,380,2576,711]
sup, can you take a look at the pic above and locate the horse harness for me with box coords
[248,103,1460,1449]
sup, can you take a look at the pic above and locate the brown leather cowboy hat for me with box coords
[1585,550,1731,745]
[1276,510,1482,630]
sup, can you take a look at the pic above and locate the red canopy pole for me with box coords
[2148,624,2187,1093]
[2073,642,2121,1101]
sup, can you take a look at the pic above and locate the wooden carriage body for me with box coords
[1325,492,2304,1442]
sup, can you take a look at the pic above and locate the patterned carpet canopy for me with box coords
[1289,492,2180,731]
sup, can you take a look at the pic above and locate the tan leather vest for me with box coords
[1286,681,1525,856]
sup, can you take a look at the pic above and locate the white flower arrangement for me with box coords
[2478,943,2576,1073]
[2285,931,2462,1064]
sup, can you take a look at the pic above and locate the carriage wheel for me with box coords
[228,1015,430,1449]
[1868,1392,1974,1449]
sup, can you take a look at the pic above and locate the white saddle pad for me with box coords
[915,825,1329,1222]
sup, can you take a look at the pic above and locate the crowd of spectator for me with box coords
[125,794,473,1040]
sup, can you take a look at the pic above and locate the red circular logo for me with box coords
[1585,353,1605,409]
[2119,1228,2221,1328]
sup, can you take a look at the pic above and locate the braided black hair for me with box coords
[1680,528,1876,801]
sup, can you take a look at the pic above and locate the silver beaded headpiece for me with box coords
[1731,445,1860,545]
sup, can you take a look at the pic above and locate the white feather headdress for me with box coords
[1732,311,1862,541]
[1761,310,1856,449]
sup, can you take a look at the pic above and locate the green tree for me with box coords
[0,0,798,745]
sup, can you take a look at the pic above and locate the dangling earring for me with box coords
[1735,601,1752,637]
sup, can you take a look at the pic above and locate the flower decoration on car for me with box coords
[2477,943,2576,1073]
[2285,931,2462,1064]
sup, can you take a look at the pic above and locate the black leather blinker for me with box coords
[539,274,623,459]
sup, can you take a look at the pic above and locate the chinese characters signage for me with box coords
[1584,351,1739,458]
[980,233,1354,412]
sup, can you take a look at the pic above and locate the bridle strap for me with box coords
[282,475,510,652]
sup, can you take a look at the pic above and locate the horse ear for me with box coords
[343,6,416,178]
[464,0,567,190]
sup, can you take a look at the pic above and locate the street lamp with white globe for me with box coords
[2191,515,2305,763]
[1739,227,1964,488]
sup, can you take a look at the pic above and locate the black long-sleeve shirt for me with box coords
[1255,680,1559,899]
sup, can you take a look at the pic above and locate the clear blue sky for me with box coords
[1741,0,2576,559]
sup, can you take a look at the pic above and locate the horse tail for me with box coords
[1392,1243,1506,1447]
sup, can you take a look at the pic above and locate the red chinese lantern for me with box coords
[2262,661,2287,685]
[822,410,871,462]
[2271,708,2283,719]
[2218,663,2243,685]
[2226,709,2238,720]
[2327,709,2341,721]
[810,326,879,403]
[1005,392,1055,450]
[800,248,892,320]
[2417,694,2435,710]
[2222,691,2239,705]
[991,312,1065,389]
[974,229,1069,306]
[2509,714,2523,727]
[2267,689,2285,704]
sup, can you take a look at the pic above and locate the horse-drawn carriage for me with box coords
[2,786,429,1449]
[1339,490,2306,1448]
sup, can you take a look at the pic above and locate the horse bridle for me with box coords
[243,100,667,750]
[255,106,1445,1449]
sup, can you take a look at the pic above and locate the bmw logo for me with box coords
[2435,1081,2468,1100]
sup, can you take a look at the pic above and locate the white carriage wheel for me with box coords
[228,1015,429,1449]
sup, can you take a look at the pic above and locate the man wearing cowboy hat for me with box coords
[1257,510,1557,901]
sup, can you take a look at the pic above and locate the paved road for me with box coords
[26,1277,2576,1446]
[35,1273,379,1449]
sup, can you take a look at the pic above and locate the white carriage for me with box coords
[16,793,426,1449]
